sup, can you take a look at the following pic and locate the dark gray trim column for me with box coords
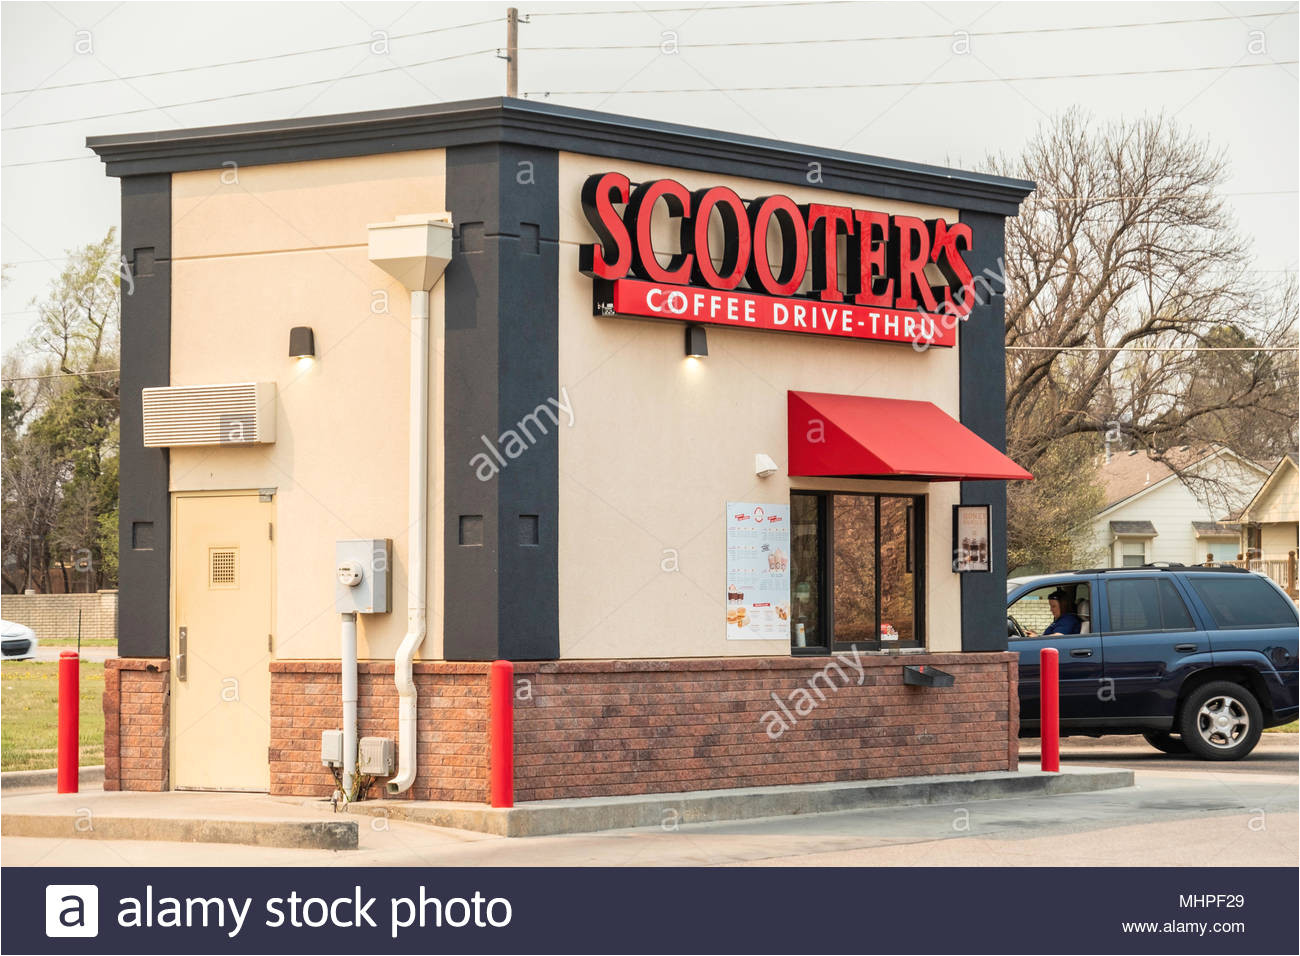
[443,144,560,660]
[958,210,1009,653]
[118,174,171,658]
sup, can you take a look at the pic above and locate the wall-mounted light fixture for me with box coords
[289,326,316,363]
[685,324,708,358]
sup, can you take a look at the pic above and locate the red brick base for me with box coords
[110,652,1019,802]
[511,653,1019,801]
[103,658,169,792]
[269,661,491,802]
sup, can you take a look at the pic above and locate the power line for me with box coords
[0,17,506,96]
[526,59,1299,95]
[2,368,120,383]
[1,155,99,169]
[4,48,498,131]
[519,11,1299,51]
[528,2,840,16]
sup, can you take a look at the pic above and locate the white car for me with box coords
[1,619,39,660]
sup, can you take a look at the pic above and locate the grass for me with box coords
[1266,720,1298,733]
[0,660,104,771]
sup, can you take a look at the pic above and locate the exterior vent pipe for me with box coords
[366,214,454,795]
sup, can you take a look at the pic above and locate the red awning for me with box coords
[788,390,1033,481]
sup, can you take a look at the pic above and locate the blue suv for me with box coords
[1007,566,1298,760]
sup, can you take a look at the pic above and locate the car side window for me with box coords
[1107,578,1160,632]
[1008,583,1088,638]
[1158,579,1194,630]
[1008,586,1056,638]
[1187,576,1300,628]
[1106,577,1194,632]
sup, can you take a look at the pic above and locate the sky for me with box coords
[2,0,1297,359]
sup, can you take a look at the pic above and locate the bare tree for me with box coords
[988,111,1298,570]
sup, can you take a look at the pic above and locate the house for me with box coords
[1236,453,1298,597]
[1084,446,1270,567]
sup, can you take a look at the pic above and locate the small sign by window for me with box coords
[952,505,990,573]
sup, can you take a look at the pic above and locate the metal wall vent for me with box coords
[141,382,276,447]
[209,548,239,588]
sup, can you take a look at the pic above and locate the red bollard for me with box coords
[488,660,514,808]
[57,650,80,793]
[1040,646,1060,773]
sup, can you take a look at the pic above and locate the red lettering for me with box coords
[803,204,854,302]
[848,209,893,308]
[889,215,938,312]
[746,195,808,297]
[578,172,632,280]
[688,186,751,290]
[626,179,694,285]
[930,219,975,318]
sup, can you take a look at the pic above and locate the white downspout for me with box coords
[340,611,358,796]
[368,215,452,795]
[388,289,429,794]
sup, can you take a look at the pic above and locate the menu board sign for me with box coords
[952,504,991,573]
[726,502,792,640]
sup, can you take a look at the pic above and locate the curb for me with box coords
[1,765,105,793]
[0,813,358,851]
[340,766,1135,838]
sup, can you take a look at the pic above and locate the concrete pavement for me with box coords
[3,755,1293,867]
[1020,731,1298,776]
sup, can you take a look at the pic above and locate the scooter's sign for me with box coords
[579,172,976,349]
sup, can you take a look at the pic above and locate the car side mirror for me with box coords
[1007,617,1018,638]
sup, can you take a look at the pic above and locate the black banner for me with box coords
[3,866,1297,955]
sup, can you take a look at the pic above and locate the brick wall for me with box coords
[103,658,169,791]
[510,653,1018,802]
[269,661,491,801]
[2,590,118,642]
[111,653,1017,802]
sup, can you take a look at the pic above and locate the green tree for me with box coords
[2,229,121,592]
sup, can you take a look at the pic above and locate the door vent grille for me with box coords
[141,382,276,447]
[209,548,239,588]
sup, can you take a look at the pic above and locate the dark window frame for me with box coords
[790,490,927,654]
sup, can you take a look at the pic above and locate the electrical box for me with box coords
[321,729,343,767]
[358,736,396,776]
[334,539,392,614]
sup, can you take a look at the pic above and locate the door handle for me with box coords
[177,626,187,682]
[1069,648,1092,658]
[1174,643,1197,653]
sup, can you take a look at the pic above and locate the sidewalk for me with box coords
[1,787,356,850]
[1,765,1132,846]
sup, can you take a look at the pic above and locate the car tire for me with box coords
[1177,681,1263,761]
[1141,731,1189,755]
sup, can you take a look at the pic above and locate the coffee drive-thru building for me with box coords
[88,98,1034,801]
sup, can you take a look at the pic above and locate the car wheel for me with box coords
[1177,681,1263,761]
[1141,731,1189,755]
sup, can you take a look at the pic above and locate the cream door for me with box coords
[172,492,274,790]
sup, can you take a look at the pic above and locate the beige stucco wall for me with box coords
[169,150,447,661]
[556,152,965,659]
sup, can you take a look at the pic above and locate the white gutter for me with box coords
[388,289,429,794]
[340,611,358,796]
[367,215,453,796]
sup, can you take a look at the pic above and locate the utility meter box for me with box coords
[321,729,343,767]
[334,539,392,614]
[358,736,396,776]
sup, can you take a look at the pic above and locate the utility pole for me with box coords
[505,7,519,98]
